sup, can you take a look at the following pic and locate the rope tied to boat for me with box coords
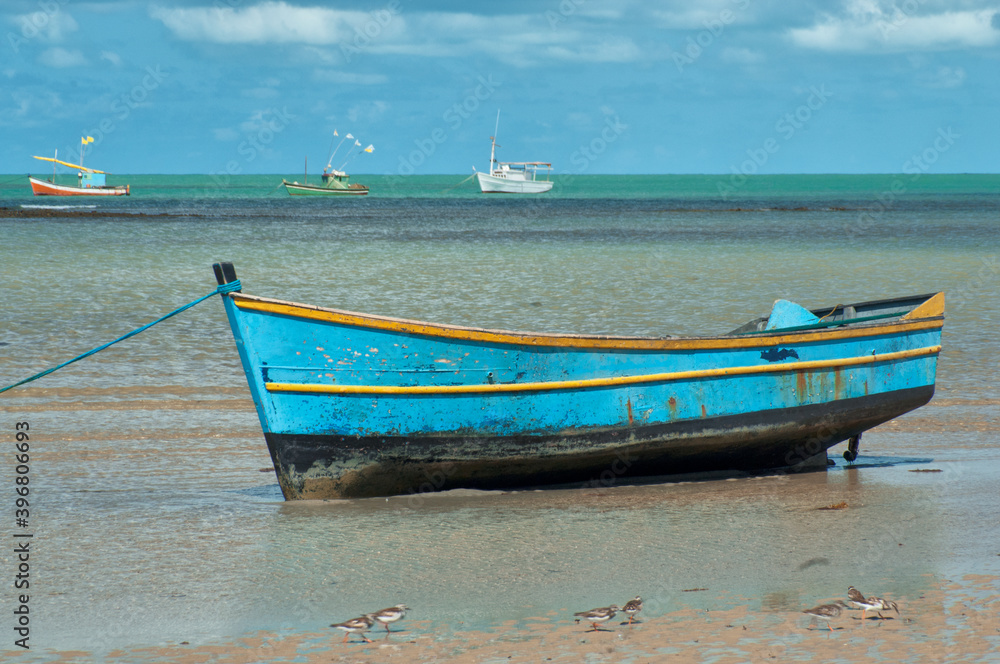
[0,280,241,395]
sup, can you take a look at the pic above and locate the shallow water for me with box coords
[0,175,998,657]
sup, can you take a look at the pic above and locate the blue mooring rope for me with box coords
[0,280,241,396]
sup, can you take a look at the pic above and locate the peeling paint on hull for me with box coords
[212,264,944,501]
[265,386,933,499]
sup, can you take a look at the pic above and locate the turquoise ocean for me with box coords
[0,174,998,658]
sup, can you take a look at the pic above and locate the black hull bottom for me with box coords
[264,386,934,499]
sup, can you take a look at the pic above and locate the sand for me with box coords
[13,575,997,663]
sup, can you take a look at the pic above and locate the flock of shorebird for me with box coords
[802,586,900,631]
[330,597,644,644]
[331,587,899,644]
[573,596,644,631]
[330,604,409,643]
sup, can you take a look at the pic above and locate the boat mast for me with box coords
[489,109,500,173]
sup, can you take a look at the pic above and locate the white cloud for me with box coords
[242,78,281,99]
[6,89,62,124]
[11,10,78,42]
[149,2,380,44]
[313,70,388,85]
[100,50,122,66]
[346,100,389,123]
[544,38,641,64]
[652,4,750,30]
[790,2,1000,52]
[149,3,644,67]
[38,47,88,67]
[920,65,967,88]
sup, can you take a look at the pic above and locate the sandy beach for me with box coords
[5,399,998,663]
[15,574,996,663]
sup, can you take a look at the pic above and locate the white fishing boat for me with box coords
[475,112,552,194]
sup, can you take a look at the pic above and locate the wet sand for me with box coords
[13,575,997,663]
[4,397,998,663]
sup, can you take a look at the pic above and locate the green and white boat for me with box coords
[282,169,369,196]
[281,131,373,196]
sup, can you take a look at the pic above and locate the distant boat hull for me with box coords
[212,262,944,501]
[29,176,129,196]
[282,179,369,196]
[476,171,553,194]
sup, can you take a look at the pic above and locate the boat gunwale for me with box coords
[229,291,944,351]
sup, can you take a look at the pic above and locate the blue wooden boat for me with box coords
[212,263,944,500]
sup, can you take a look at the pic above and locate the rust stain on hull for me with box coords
[265,386,935,499]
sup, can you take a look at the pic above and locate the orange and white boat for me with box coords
[29,141,130,196]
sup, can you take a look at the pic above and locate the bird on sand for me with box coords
[573,605,621,632]
[802,601,849,631]
[867,596,900,619]
[848,586,881,622]
[621,597,643,625]
[369,604,409,633]
[330,614,375,643]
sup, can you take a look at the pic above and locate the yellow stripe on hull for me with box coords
[265,345,941,396]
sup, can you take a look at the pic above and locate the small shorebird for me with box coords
[369,604,408,633]
[868,596,899,619]
[330,614,375,643]
[573,605,621,632]
[622,597,643,625]
[802,601,848,631]
[847,586,867,607]
[848,587,881,622]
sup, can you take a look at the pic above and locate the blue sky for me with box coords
[2,0,998,175]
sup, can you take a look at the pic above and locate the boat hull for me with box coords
[262,386,932,499]
[214,268,943,500]
[476,171,553,194]
[29,176,129,196]
[282,180,368,196]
